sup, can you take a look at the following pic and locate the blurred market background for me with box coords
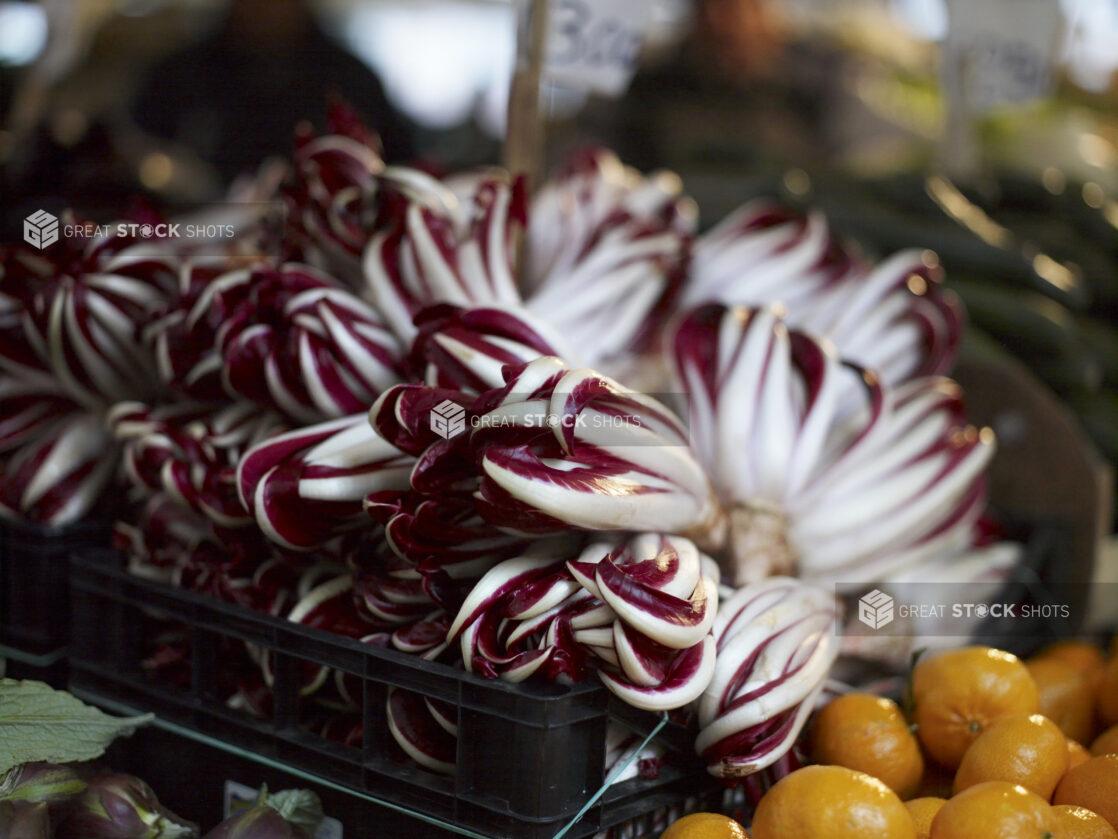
[3,0,1117,200]
[1,0,1116,576]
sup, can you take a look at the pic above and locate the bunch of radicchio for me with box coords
[1,105,1017,795]
[0,225,178,525]
[448,533,718,711]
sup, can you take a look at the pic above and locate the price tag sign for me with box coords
[539,0,653,97]
[943,0,1064,113]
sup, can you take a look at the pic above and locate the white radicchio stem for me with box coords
[407,303,579,393]
[237,414,413,550]
[524,148,696,368]
[696,577,839,779]
[685,201,962,386]
[448,533,719,712]
[109,401,284,528]
[670,303,993,586]
[363,174,524,344]
[4,230,178,408]
[217,264,404,424]
[0,412,118,527]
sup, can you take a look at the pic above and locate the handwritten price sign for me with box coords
[944,0,1063,113]
[541,0,653,96]
[964,37,1051,110]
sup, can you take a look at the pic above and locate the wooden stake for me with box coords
[940,51,981,183]
[505,0,549,284]
[505,0,549,192]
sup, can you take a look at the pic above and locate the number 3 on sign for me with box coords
[541,0,653,96]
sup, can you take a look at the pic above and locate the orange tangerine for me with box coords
[750,765,916,839]
[1091,724,1118,757]
[905,797,947,839]
[1027,656,1098,746]
[912,647,1039,769]
[1098,657,1118,729]
[660,812,749,839]
[809,693,924,799]
[952,713,1068,800]
[1053,755,1118,829]
[929,781,1056,839]
[1069,739,1092,769]
[1035,641,1106,675]
[1050,805,1118,839]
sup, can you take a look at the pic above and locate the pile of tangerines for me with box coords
[662,637,1118,839]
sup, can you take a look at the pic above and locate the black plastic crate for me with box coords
[0,645,69,688]
[69,549,718,839]
[98,718,463,839]
[91,715,742,839]
[0,518,109,655]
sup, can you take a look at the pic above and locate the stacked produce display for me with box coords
[661,638,1118,838]
[0,100,1087,836]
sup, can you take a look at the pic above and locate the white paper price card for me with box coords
[540,0,654,97]
[223,780,343,839]
[943,0,1064,113]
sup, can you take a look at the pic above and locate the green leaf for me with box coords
[901,646,927,719]
[265,790,324,835]
[0,680,154,775]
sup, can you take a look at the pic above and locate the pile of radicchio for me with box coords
[0,102,1018,784]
